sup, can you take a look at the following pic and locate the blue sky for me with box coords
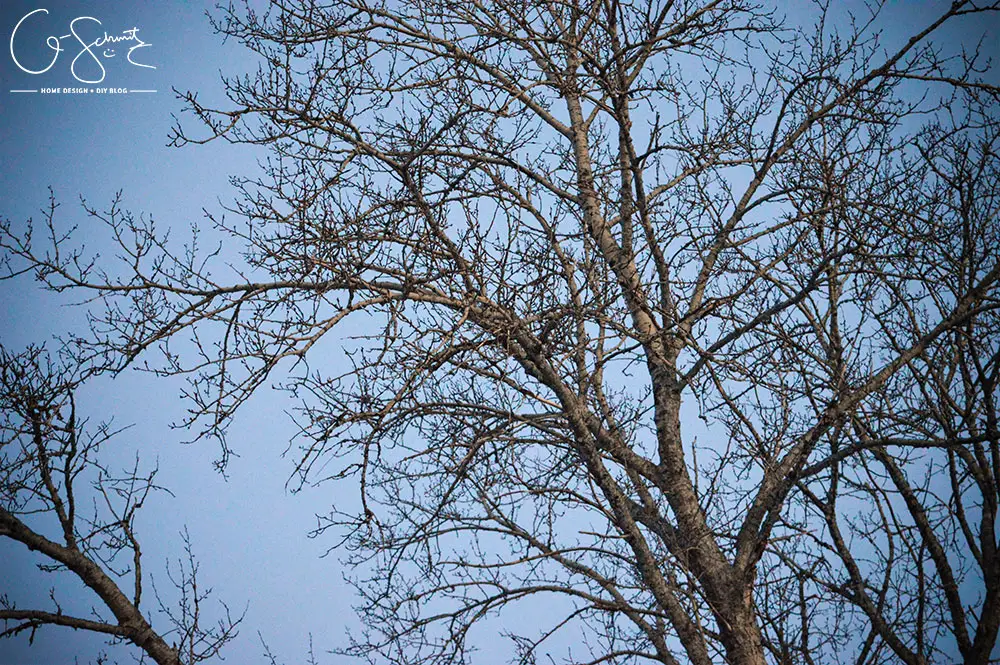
[1,2,998,664]
[0,2,358,663]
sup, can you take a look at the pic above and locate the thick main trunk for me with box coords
[717,599,768,665]
[562,74,770,665]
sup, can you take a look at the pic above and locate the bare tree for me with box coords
[2,1,1000,664]
[0,345,241,664]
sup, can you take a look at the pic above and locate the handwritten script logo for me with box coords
[10,8,155,84]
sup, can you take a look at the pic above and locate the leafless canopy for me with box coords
[0,346,242,664]
[3,0,1000,664]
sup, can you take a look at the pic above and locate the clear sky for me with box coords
[0,2,359,663]
[1,2,997,665]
